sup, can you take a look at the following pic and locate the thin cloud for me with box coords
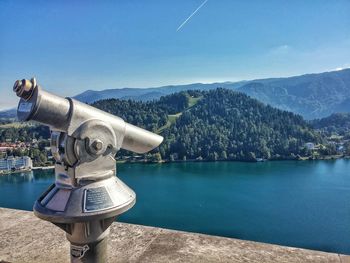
[177,0,209,32]
[333,64,350,71]
[269,44,292,55]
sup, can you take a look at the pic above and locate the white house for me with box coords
[0,156,33,171]
[305,142,315,150]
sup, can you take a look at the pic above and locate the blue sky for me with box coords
[0,0,350,110]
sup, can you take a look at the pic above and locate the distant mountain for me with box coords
[0,108,16,119]
[93,89,323,161]
[237,69,350,119]
[74,82,246,103]
[74,69,350,119]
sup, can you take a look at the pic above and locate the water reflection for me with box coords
[0,169,54,184]
[33,169,55,180]
[0,171,35,184]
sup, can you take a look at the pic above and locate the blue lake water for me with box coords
[0,160,349,254]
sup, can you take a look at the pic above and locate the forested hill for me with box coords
[93,89,323,161]
[311,113,350,136]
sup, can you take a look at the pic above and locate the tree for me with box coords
[153,153,162,162]
[39,153,47,164]
[220,150,227,160]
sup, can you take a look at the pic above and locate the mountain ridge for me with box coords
[237,68,350,119]
[74,81,246,103]
[74,69,350,119]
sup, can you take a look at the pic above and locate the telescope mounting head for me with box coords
[13,77,163,189]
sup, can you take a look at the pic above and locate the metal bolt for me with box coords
[91,139,103,152]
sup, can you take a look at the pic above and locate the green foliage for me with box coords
[0,125,50,142]
[159,89,322,161]
[149,152,162,162]
[0,124,51,167]
[311,113,350,136]
[5,144,51,167]
[0,118,13,125]
[345,142,350,155]
[91,92,190,132]
[94,89,322,161]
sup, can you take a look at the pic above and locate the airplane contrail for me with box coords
[176,0,209,31]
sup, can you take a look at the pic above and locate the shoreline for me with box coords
[0,166,55,175]
[2,156,347,174]
[32,165,55,170]
[117,154,349,165]
[0,168,32,175]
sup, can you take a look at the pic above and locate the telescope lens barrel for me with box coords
[123,123,163,154]
[15,81,71,132]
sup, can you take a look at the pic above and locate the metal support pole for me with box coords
[70,237,108,263]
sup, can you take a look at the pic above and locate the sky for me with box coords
[0,0,350,110]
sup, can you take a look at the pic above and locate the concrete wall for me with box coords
[0,208,349,263]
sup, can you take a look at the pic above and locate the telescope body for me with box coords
[16,82,163,154]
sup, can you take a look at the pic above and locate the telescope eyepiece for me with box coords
[13,78,36,100]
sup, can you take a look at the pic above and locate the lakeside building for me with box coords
[0,146,13,152]
[305,142,315,150]
[0,156,33,172]
[0,142,31,153]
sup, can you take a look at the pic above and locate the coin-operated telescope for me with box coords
[13,78,163,263]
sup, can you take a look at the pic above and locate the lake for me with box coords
[0,160,349,254]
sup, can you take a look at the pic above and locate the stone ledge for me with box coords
[0,208,349,263]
